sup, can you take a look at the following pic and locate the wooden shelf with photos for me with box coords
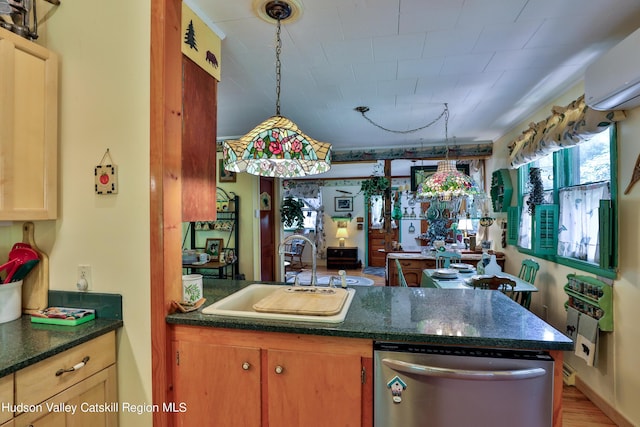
[185,188,239,279]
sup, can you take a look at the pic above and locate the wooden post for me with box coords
[383,159,393,252]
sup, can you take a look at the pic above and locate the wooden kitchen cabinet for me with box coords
[0,375,13,425]
[181,55,217,222]
[388,258,426,287]
[172,340,262,426]
[0,27,58,220]
[387,253,506,286]
[171,326,372,427]
[12,331,117,427]
[326,246,359,269]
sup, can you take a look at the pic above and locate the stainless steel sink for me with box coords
[201,284,356,323]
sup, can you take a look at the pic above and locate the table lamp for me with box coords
[336,227,349,247]
[457,218,474,249]
[457,218,474,237]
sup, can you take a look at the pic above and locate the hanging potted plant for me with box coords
[526,167,544,215]
[360,175,390,200]
[280,197,305,230]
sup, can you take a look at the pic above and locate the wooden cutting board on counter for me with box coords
[22,222,49,313]
[253,287,349,316]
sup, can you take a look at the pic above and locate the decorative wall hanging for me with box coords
[94,149,118,195]
[624,154,640,194]
[260,192,272,211]
[181,2,221,80]
[334,197,353,212]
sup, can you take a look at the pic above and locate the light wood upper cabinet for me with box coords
[0,28,58,220]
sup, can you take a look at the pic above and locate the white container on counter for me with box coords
[0,280,23,323]
[182,274,203,304]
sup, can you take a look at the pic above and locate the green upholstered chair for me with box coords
[516,259,539,309]
[435,251,462,269]
[395,259,408,287]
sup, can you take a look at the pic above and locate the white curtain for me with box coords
[557,182,610,262]
[508,95,625,168]
[518,194,532,249]
[282,180,327,257]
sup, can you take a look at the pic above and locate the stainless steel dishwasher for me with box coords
[374,342,554,427]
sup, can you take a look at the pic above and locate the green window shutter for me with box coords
[599,199,614,269]
[507,206,520,245]
[534,204,558,255]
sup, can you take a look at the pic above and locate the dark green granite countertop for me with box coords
[0,316,123,377]
[167,280,573,351]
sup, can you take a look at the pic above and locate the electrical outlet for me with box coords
[77,265,91,291]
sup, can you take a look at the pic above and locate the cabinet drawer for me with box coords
[0,375,13,424]
[15,331,116,407]
[396,259,423,269]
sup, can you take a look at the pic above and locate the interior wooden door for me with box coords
[260,177,275,281]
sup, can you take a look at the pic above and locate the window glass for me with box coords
[370,197,384,228]
[301,209,317,230]
[575,129,611,185]
[518,194,532,249]
[531,154,554,190]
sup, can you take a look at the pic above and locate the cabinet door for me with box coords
[267,349,362,426]
[181,55,217,222]
[172,340,261,427]
[0,375,12,424]
[14,365,117,427]
[0,28,58,220]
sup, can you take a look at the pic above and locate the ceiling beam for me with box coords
[331,142,493,163]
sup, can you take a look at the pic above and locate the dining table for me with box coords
[421,268,538,308]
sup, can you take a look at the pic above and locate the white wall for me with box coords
[486,82,640,425]
[0,1,153,426]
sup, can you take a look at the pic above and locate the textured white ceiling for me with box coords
[191,0,640,155]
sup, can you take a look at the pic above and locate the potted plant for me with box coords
[280,197,305,229]
[526,167,544,215]
[360,175,390,200]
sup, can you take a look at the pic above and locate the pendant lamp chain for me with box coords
[275,17,282,116]
[443,103,450,160]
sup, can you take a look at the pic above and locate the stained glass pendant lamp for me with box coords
[222,0,332,178]
[415,105,481,214]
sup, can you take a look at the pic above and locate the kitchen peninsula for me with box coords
[386,250,506,286]
[167,279,573,427]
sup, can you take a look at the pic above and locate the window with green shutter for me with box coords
[512,126,618,279]
[533,205,558,255]
[507,206,520,246]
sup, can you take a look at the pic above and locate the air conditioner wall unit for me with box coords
[585,27,640,111]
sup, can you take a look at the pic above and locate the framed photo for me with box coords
[205,238,224,261]
[219,159,236,182]
[334,196,353,212]
[410,164,470,191]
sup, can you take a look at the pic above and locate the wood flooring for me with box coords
[312,265,618,426]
